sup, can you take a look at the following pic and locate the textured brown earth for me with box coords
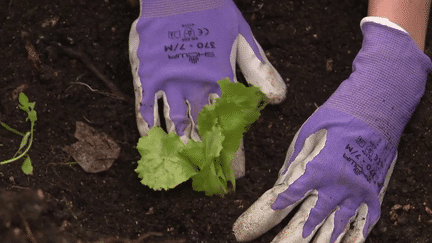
[1,0,432,242]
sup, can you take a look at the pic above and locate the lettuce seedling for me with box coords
[0,92,36,175]
[135,78,267,196]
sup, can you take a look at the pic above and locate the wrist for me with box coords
[367,0,431,51]
[322,20,432,146]
[141,0,229,18]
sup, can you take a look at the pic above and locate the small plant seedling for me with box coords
[0,92,37,175]
[135,78,268,197]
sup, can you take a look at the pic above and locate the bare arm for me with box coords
[368,0,431,51]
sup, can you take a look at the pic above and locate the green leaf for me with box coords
[19,92,30,108]
[135,127,198,191]
[187,126,228,196]
[27,109,37,123]
[18,92,37,123]
[194,79,268,193]
[191,127,227,196]
[15,132,31,156]
[135,78,268,197]
[21,156,33,175]
[202,126,224,160]
[180,138,205,168]
[191,163,228,197]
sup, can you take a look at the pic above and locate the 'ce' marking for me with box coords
[198,28,209,36]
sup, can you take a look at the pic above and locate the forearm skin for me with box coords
[368,0,431,51]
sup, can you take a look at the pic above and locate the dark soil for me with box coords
[1,0,432,242]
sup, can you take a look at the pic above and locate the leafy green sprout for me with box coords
[0,92,36,175]
[135,78,268,197]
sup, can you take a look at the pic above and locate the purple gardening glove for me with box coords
[129,0,286,179]
[233,17,432,243]
[129,0,286,140]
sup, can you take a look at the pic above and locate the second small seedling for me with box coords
[0,92,37,175]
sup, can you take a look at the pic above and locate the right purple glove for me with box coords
[233,17,432,243]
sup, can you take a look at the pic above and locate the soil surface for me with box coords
[1,0,432,242]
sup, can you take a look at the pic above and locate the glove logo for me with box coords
[184,27,195,38]
[167,52,215,64]
[342,135,394,190]
[356,136,367,147]
[168,30,181,39]
[164,23,215,64]
[188,52,199,64]
[197,28,210,36]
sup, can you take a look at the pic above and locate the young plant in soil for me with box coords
[0,92,36,175]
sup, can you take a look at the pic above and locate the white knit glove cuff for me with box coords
[361,16,408,34]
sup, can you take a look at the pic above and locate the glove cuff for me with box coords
[360,16,408,34]
[322,18,432,146]
[141,0,230,18]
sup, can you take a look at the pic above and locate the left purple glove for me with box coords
[129,0,287,142]
[233,17,432,242]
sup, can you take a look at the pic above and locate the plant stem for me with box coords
[0,121,25,137]
[0,122,34,165]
